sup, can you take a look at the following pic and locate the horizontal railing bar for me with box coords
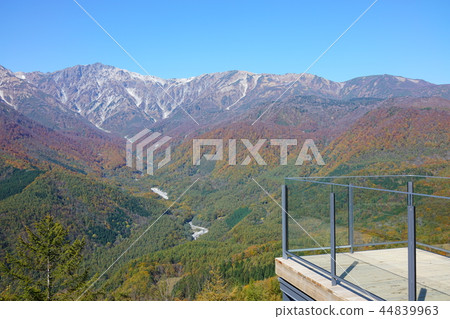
[288,241,408,253]
[284,179,450,200]
[289,245,350,252]
[286,251,330,276]
[417,242,450,255]
[353,241,408,248]
[286,252,384,301]
[286,175,450,180]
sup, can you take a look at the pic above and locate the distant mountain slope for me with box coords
[152,96,449,220]
[0,101,123,173]
[321,97,450,176]
[0,66,102,132]
[339,74,450,100]
[7,63,448,136]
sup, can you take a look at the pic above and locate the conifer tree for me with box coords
[196,267,229,301]
[0,215,88,300]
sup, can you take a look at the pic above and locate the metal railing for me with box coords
[281,175,450,301]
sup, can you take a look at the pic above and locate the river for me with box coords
[150,187,207,239]
[189,221,209,240]
[151,187,169,200]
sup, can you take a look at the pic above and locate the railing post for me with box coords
[348,184,354,254]
[330,192,337,286]
[407,181,413,206]
[407,181,416,301]
[282,184,288,259]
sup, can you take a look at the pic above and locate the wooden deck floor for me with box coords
[276,248,450,301]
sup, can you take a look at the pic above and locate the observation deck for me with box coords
[276,175,450,301]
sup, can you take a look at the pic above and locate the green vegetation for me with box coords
[0,215,88,300]
[225,207,251,228]
[0,166,42,201]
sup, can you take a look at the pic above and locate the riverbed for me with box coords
[189,221,208,240]
[151,187,169,200]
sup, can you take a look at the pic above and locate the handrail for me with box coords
[281,176,449,301]
[288,241,408,253]
[287,174,450,180]
[417,242,450,255]
[285,178,450,200]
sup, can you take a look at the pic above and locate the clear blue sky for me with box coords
[1,0,449,83]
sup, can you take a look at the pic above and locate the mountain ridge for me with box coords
[1,63,448,136]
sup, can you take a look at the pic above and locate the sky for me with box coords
[1,0,449,84]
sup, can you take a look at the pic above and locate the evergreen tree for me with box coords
[196,267,229,301]
[0,215,88,300]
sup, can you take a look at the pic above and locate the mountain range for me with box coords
[2,63,449,136]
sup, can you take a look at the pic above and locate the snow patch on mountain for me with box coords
[162,109,172,119]
[226,74,262,110]
[95,123,111,133]
[0,90,16,109]
[174,76,196,85]
[61,88,68,104]
[15,73,26,80]
[126,87,142,106]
